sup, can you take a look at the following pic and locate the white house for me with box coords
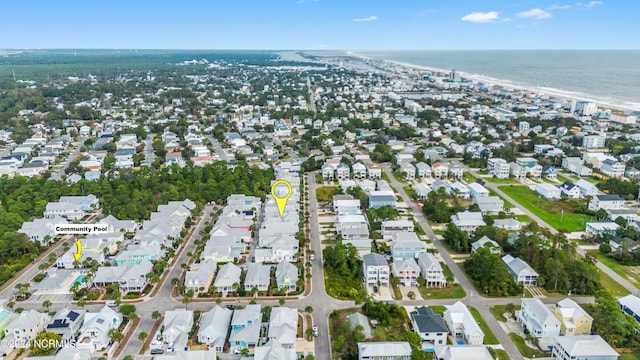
[502,254,539,285]
[197,306,232,351]
[417,252,447,287]
[76,306,122,352]
[551,335,619,360]
[358,342,412,360]
[559,182,581,199]
[362,253,389,287]
[443,301,484,345]
[588,194,625,211]
[214,263,242,294]
[410,306,448,347]
[536,183,561,199]
[450,212,486,233]
[470,236,501,255]
[517,298,561,341]
[162,308,194,351]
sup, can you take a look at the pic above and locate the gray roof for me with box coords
[346,313,373,339]
[410,306,448,334]
[363,253,388,267]
[502,255,539,277]
[554,335,618,357]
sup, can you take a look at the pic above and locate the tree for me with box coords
[171,277,180,286]
[599,242,612,254]
[119,304,137,319]
[30,332,62,355]
[443,223,469,252]
[305,306,313,314]
[590,290,639,346]
[77,298,87,309]
[546,258,567,292]
[108,328,125,343]
[138,331,149,342]
[464,248,522,296]
[279,298,286,306]
[42,299,52,312]
[305,327,315,341]
[151,310,161,320]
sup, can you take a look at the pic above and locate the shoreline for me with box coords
[347,52,640,113]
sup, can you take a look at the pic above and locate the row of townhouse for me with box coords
[322,160,381,181]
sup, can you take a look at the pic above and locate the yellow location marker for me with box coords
[271,179,293,218]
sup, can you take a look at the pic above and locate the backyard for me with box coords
[500,186,592,232]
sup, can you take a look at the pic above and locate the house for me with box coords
[244,263,271,292]
[275,260,299,292]
[609,237,640,252]
[417,252,447,287]
[553,298,593,335]
[362,253,390,287]
[468,182,489,198]
[401,162,416,180]
[369,191,396,209]
[197,306,232,351]
[443,301,484,345]
[536,183,561,199]
[185,259,216,294]
[76,306,122,352]
[267,306,297,349]
[322,163,334,181]
[432,161,449,179]
[367,163,382,179]
[449,182,470,198]
[517,298,561,341]
[229,304,261,349]
[98,214,137,233]
[600,159,625,178]
[18,215,67,244]
[488,158,509,179]
[162,309,194,351]
[46,309,85,341]
[357,342,412,360]
[493,218,522,230]
[588,194,625,211]
[450,211,486,233]
[618,294,640,322]
[413,183,432,199]
[470,236,501,255]
[472,196,504,214]
[433,345,494,360]
[381,220,414,238]
[560,182,581,199]
[543,165,557,179]
[509,162,528,179]
[352,163,367,179]
[415,162,431,178]
[4,309,48,343]
[391,232,427,260]
[92,260,153,294]
[575,179,599,197]
[392,258,420,286]
[585,222,620,236]
[214,263,242,294]
[347,313,372,339]
[551,335,619,360]
[410,306,448,347]
[502,255,539,285]
[336,163,350,179]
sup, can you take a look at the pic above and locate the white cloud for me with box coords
[517,8,552,19]
[461,11,500,23]
[581,1,603,8]
[352,15,378,22]
[548,4,572,10]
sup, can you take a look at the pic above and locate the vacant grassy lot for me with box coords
[418,284,466,299]
[588,250,640,288]
[489,304,521,322]
[500,186,592,232]
[484,177,521,184]
[316,186,341,202]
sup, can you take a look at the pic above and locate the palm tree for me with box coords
[171,277,180,287]
[182,295,191,310]
[38,263,49,272]
[215,297,222,305]
[305,327,315,341]
[108,328,124,343]
[305,306,313,314]
[151,310,161,320]
[77,298,87,309]
[251,286,259,298]
[138,331,148,342]
[42,300,52,312]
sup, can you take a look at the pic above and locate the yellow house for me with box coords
[553,298,593,335]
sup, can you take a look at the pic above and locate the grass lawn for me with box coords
[509,333,548,358]
[500,186,592,232]
[403,185,416,200]
[429,305,447,316]
[488,349,511,360]
[462,172,477,183]
[468,307,499,345]
[489,304,521,322]
[598,269,631,297]
[619,351,640,360]
[316,186,341,202]
[414,222,426,236]
[556,174,572,183]
[488,189,514,208]
[484,177,521,184]
[391,280,403,300]
[588,250,640,288]
[513,215,531,222]
[381,172,391,183]
[392,171,407,184]
[586,176,602,184]
[418,284,466,299]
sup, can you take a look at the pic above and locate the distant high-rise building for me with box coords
[575,101,598,116]
[449,69,457,81]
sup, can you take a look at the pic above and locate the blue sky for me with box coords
[1,0,637,49]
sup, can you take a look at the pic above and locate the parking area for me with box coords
[367,285,393,301]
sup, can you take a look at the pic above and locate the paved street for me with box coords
[144,134,154,166]
[206,135,229,161]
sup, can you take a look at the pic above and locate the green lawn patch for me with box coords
[619,351,640,360]
[462,172,477,183]
[391,279,403,300]
[381,172,391,183]
[488,348,510,360]
[429,305,447,316]
[316,186,341,202]
[418,284,466,299]
[588,250,640,288]
[468,307,499,345]
[414,222,426,236]
[500,186,592,232]
[484,177,521,184]
[489,304,520,322]
[585,177,601,184]
[556,174,572,183]
[403,185,416,200]
[392,171,407,184]
[513,215,531,222]
[508,333,548,358]
[487,189,514,208]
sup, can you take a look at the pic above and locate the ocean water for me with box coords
[356,50,640,111]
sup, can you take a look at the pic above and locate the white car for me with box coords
[312,326,318,336]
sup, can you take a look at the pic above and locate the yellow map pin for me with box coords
[271,179,292,218]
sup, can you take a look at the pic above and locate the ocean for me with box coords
[355,50,640,111]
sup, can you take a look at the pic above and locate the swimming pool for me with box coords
[70,274,87,288]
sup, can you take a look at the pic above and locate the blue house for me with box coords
[229,304,261,349]
[618,294,640,322]
[369,191,396,209]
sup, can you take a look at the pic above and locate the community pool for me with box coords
[70,274,87,288]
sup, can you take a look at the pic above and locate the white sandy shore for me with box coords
[372,57,640,112]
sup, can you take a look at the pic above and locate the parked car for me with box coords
[150,349,164,355]
[312,326,318,336]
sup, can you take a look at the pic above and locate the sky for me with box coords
[1,0,638,50]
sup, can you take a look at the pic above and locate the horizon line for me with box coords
[2,48,640,51]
